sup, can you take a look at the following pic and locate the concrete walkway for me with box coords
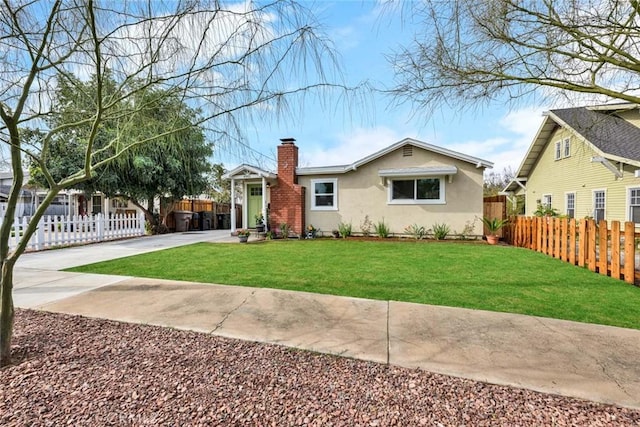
[13,231,640,410]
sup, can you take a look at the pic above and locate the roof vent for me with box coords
[402,145,413,157]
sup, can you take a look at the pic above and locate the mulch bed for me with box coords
[2,309,638,426]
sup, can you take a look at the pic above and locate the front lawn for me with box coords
[67,240,640,329]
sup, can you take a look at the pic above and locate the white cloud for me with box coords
[299,126,403,167]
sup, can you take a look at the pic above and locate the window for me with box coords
[593,190,605,222]
[565,193,575,218]
[563,138,571,158]
[92,195,103,214]
[390,178,444,204]
[542,194,552,209]
[629,188,640,223]
[311,178,337,210]
[554,141,562,160]
[249,187,262,196]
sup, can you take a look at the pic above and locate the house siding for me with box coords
[299,145,484,236]
[524,127,640,221]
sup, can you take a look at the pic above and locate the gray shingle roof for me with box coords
[551,107,640,161]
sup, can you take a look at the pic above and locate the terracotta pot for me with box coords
[486,234,499,245]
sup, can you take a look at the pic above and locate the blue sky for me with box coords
[215,1,548,175]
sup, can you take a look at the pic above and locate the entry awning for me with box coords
[378,166,458,177]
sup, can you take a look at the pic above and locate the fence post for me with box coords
[587,220,597,272]
[578,219,587,267]
[598,220,608,276]
[624,222,635,284]
[559,218,567,261]
[553,218,561,258]
[569,219,577,265]
[96,213,104,240]
[611,221,621,279]
[36,216,45,251]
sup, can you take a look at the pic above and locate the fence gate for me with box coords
[483,195,507,237]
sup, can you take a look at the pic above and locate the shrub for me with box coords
[374,219,390,238]
[360,215,373,237]
[280,222,290,238]
[458,219,477,240]
[338,222,352,238]
[432,222,450,240]
[404,223,427,240]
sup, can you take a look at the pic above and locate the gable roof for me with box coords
[296,137,493,175]
[222,164,277,180]
[505,104,640,192]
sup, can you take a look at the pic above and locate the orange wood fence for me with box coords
[507,217,637,285]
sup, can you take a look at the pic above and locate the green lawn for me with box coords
[67,239,640,329]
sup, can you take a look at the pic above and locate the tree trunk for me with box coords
[0,259,15,366]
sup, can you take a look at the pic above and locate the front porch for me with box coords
[222,164,277,233]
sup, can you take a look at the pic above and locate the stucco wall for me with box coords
[298,145,485,236]
[524,127,640,222]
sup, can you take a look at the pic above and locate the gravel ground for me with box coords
[2,309,639,426]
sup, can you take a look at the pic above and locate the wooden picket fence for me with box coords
[4,212,146,252]
[508,216,637,285]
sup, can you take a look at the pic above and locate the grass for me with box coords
[66,239,640,330]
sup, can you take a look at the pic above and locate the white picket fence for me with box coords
[4,212,146,251]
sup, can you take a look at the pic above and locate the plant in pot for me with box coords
[481,217,509,245]
[254,213,265,232]
[237,229,251,243]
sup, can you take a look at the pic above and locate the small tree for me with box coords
[0,0,352,366]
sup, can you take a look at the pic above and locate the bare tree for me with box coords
[484,166,515,196]
[388,0,640,112]
[0,0,354,365]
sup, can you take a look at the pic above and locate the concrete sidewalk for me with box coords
[13,231,640,410]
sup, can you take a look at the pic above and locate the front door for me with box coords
[247,184,262,227]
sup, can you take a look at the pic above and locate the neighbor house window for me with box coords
[563,138,571,158]
[389,178,444,204]
[629,188,640,223]
[565,192,575,218]
[311,178,337,210]
[542,194,552,209]
[593,190,605,222]
[554,141,562,160]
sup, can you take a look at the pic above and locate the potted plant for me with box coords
[236,229,251,243]
[254,213,265,232]
[481,217,509,245]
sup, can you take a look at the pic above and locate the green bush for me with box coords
[404,223,427,240]
[338,222,352,238]
[432,222,450,240]
[374,219,390,238]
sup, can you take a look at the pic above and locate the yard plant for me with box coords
[68,240,640,330]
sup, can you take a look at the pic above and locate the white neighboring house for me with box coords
[0,171,144,218]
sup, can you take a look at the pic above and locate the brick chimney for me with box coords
[270,138,305,236]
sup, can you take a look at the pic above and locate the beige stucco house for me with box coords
[224,138,493,236]
[504,103,640,223]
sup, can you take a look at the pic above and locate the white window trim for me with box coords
[542,193,552,208]
[554,141,562,160]
[565,191,575,218]
[592,188,606,220]
[310,178,338,211]
[388,176,446,205]
[626,185,640,222]
[563,138,571,158]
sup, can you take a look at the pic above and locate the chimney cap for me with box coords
[280,137,296,144]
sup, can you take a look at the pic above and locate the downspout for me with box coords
[261,176,267,227]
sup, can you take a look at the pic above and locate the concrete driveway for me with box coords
[12,230,640,410]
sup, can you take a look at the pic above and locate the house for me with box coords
[503,103,640,223]
[0,170,142,218]
[223,138,493,236]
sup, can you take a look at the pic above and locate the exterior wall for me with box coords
[299,145,485,236]
[524,126,640,222]
[270,141,305,234]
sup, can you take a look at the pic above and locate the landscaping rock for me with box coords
[1,309,638,426]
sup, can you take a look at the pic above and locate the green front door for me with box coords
[247,184,262,227]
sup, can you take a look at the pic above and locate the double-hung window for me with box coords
[390,178,444,204]
[310,178,337,210]
[554,142,562,160]
[565,193,575,218]
[563,138,571,158]
[593,190,606,222]
[629,188,640,223]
